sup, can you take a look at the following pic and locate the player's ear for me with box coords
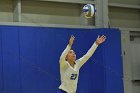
[65,55,68,61]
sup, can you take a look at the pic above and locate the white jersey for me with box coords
[59,42,98,93]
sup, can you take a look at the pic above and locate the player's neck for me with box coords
[68,60,75,68]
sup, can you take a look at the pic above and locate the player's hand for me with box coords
[96,35,106,45]
[69,35,75,47]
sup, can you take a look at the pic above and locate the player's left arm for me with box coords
[77,35,106,69]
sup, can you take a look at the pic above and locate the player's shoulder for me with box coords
[75,59,80,64]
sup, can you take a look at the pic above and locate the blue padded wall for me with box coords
[103,29,123,93]
[0,26,123,93]
[0,26,21,93]
[0,27,3,92]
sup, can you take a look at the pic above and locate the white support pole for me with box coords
[13,0,21,22]
[95,0,109,28]
[103,0,109,28]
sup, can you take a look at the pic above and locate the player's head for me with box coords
[66,49,76,63]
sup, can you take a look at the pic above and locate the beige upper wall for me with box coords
[109,7,140,28]
[0,0,139,28]
[108,0,140,28]
[0,0,13,22]
[21,1,83,25]
[109,0,140,5]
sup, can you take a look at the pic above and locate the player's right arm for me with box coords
[59,35,75,68]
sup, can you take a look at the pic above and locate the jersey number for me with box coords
[70,74,77,80]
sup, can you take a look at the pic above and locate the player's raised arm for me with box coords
[77,35,106,69]
[60,35,75,68]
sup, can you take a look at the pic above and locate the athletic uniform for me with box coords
[58,42,98,93]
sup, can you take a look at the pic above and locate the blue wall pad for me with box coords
[0,26,123,93]
[0,27,3,92]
